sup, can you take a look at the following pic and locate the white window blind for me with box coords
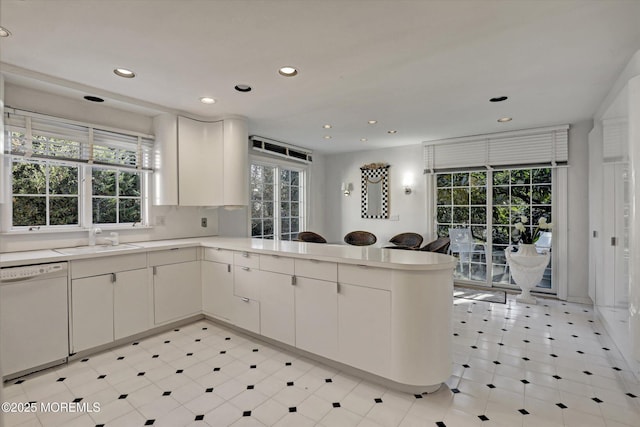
[423,125,569,172]
[602,118,628,162]
[4,108,154,171]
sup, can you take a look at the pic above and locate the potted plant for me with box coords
[506,216,552,304]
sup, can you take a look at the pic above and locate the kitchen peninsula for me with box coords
[0,238,456,394]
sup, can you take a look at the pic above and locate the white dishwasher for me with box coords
[1,262,69,379]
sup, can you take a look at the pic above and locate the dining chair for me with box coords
[388,232,423,249]
[296,231,328,243]
[344,231,377,246]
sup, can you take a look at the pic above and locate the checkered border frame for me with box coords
[361,165,390,219]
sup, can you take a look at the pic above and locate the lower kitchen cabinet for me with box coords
[202,259,234,320]
[338,283,391,376]
[294,276,338,359]
[72,268,148,353]
[231,296,260,333]
[153,260,201,324]
[259,270,295,346]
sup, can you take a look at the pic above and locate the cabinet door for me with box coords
[72,274,114,352]
[177,116,223,206]
[154,261,201,324]
[231,296,260,334]
[338,283,391,376]
[260,270,295,346]
[202,260,234,320]
[294,277,338,359]
[114,268,149,340]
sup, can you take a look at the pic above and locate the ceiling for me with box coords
[1,0,640,154]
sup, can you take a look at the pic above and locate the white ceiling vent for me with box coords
[250,135,313,163]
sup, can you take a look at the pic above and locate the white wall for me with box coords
[0,84,221,252]
[323,144,428,245]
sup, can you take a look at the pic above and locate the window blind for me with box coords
[4,108,154,171]
[423,125,569,172]
[602,118,627,161]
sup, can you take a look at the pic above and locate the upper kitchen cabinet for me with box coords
[152,114,248,206]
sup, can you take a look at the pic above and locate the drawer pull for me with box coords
[152,266,157,276]
[242,252,249,258]
[336,282,340,293]
[357,264,369,269]
[272,254,280,259]
[291,275,297,286]
[227,264,231,273]
[111,273,117,283]
[241,267,250,271]
[170,248,180,251]
[241,297,250,303]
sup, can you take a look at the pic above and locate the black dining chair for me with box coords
[388,232,423,249]
[419,237,451,254]
[296,231,328,243]
[344,231,377,246]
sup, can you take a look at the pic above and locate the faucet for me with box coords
[88,227,102,246]
[104,232,119,246]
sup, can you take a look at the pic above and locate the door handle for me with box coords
[241,297,250,302]
[227,264,231,273]
[291,275,297,286]
[241,267,250,271]
[611,237,617,246]
[111,273,116,283]
[152,266,157,275]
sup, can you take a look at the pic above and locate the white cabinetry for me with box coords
[337,264,391,376]
[259,255,295,346]
[294,259,338,359]
[232,252,261,333]
[71,254,148,353]
[152,114,248,207]
[150,248,201,324]
[202,248,234,321]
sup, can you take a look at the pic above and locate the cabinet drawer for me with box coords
[203,247,234,264]
[231,296,260,334]
[72,253,147,279]
[260,254,294,275]
[338,264,392,291]
[234,266,260,300]
[234,251,260,269]
[148,247,198,266]
[295,258,337,282]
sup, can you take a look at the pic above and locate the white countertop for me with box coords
[0,237,456,271]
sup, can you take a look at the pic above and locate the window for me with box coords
[435,167,553,290]
[3,109,152,231]
[250,162,305,240]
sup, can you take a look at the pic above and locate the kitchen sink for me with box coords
[54,243,140,255]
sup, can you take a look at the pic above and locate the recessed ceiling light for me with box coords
[497,117,512,123]
[360,138,368,142]
[324,135,332,139]
[0,26,11,37]
[200,97,216,104]
[368,120,377,125]
[113,68,136,78]
[490,96,508,103]
[387,130,397,134]
[323,124,332,129]
[84,95,105,103]
[235,84,252,92]
[278,66,298,77]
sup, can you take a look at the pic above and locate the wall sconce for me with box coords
[402,172,414,195]
[341,182,353,196]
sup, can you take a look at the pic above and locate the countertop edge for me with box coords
[0,237,457,271]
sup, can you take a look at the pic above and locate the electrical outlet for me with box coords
[201,217,207,227]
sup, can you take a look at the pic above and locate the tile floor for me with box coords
[3,296,640,427]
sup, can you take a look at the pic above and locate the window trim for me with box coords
[1,108,152,233]
[249,155,307,240]
[429,165,568,296]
